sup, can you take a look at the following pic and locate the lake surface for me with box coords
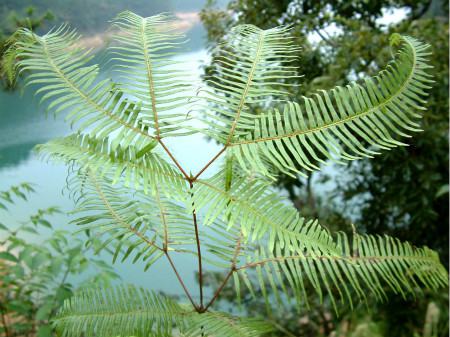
[0,41,224,301]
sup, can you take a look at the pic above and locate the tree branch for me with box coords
[313,27,338,47]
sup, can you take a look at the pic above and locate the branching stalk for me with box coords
[189,182,204,310]
[158,139,191,181]
[164,251,199,311]
[193,146,227,181]
[204,232,243,311]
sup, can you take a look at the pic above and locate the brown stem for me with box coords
[158,139,191,181]
[47,264,71,319]
[190,182,204,310]
[165,251,199,311]
[203,232,242,311]
[0,304,11,337]
[192,146,226,181]
[202,269,234,312]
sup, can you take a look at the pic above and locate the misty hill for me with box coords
[0,0,227,34]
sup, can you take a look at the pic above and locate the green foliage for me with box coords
[8,10,448,337]
[337,17,449,265]
[54,285,187,337]
[0,184,118,337]
[0,6,53,89]
[200,24,433,179]
[55,284,273,337]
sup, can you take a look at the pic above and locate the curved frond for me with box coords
[37,134,188,196]
[200,24,301,144]
[228,35,433,176]
[54,285,188,337]
[14,27,154,149]
[235,231,448,312]
[110,11,196,138]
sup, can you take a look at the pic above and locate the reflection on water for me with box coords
[0,141,38,169]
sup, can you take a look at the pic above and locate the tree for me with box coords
[0,183,118,337]
[0,6,53,89]
[8,10,448,337]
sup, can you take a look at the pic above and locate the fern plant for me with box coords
[9,11,448,336]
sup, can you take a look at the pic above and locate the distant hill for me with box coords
[0,0,227,34]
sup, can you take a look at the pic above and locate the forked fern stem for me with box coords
[158,139,191,181]
[157,138,231,312]
[204,231,243,311]
[203,269,234,312]
[192,146,227,181]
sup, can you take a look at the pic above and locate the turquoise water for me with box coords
[0,45,224,301]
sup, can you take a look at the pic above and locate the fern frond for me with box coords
[54,285,272,337]
[200,24,301,144]
[183,311,274,337]
[37,134,188,196]
[235,231,448,313]
[192,170,339,256]
[14,27,155,149]
[227,35,433,176]
[110,11,196,138]
[202,219,245,268]
[68,171,196,269]
[54,285,188,337]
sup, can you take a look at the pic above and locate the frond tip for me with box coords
[199,24,302,144]
[110,11,196,138]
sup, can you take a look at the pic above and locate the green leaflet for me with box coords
[54,285,273,337]
[68,171,195,269]
[54,285,187,337]
[227,35,432,177]
[110,11,197,138]
[199,24,302,144]
[14,27,155,150]
[182,311,274,337]
[36,134,187,196]
[192,170,340,256]
[235,232,448,312]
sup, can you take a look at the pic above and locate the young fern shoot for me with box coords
[10,11,448,337]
